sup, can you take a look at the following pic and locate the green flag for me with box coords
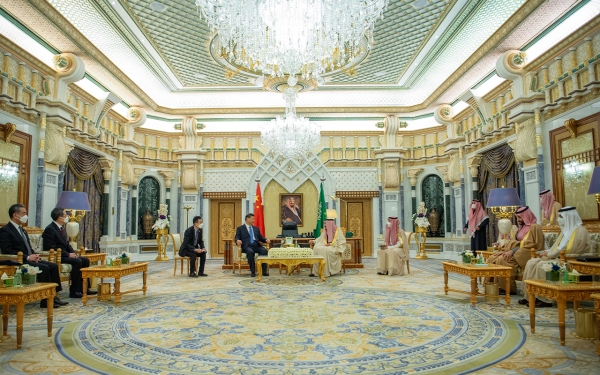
[314,182,326,238]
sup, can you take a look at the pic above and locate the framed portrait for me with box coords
[280,193,303,227]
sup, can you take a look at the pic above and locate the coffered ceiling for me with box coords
[0,0,589,122]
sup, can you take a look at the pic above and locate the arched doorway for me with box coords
[137,176,160,240]
[421,174,444,237]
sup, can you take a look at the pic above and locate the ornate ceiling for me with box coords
[0,0,586,121]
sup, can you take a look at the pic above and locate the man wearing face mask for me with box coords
[179,216,207,277]
[519,206,590,307]
[486,206,545,294]
[0,204,68,308]
[539,190,562,226]
[463,199,489,254]
[42,207,94,298]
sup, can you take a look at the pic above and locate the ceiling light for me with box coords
[412,0,429,10]
[195,0,389,78]
[150,1,167,12]
[261,76,321,159]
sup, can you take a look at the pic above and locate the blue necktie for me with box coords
[249,226,255,243]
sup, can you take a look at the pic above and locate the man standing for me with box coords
[0,204,68,308]
[487,206,545,294]
[235,213,270,277]
[539,189,562,226]
[179,216,207,277]
[520,206,590,307]
[281,197,302,225]
[42,207,96,298]
[463,199,489,253]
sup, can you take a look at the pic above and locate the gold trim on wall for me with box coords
[336,191,379,198]
[203,192,246,199]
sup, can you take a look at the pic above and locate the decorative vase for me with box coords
[141,210,155,235]
[546,271,560,283]
[22,273,36,285]
[429,208,441,234]
[462,255,472,264]
[121,257,129,265]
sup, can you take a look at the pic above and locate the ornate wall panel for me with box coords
[340,199,372,257]
[0,125,31,224]
[330,171,378,191]
[263,180,318,238]
[137,176,160,239]
[204,171,253,192]
[209,199,241,258]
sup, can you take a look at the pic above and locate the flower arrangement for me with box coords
[541,262,563,273]
[460,250,474,258]
[120,252,132,265]
[412,201,430,228]
[152,203,172,230]
[20,264,42,275]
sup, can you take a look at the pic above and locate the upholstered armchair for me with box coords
[0,251,23,267]
[232,241,270,275]
[171,233,197,276]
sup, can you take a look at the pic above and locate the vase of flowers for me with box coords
[120,252,131,265]
[152,203,172,233]
[412,201,430,230]
[541,262,562,283]
[460,250,474,264]
[20,264,41,285]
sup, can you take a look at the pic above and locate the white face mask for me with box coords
[19,215,28,224]
[198,223,203,229]
[63,216,69,223]
[471,204,476,209]
[557,217,565,227]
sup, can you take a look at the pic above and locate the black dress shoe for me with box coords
[198,273,208,277]
[189,273,199,278]
[87,290,98,295]
[69,292,84,298]
[40,300,60,308]
[309,274,316,277]
[251,273,256,277]
[54,297,69,306]
[264,273,269,277]
[377,272,386,275]
[517,298,529,305]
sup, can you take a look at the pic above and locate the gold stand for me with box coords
[155,228,170,261]
[183,206,192,228]
[415,226,428,260]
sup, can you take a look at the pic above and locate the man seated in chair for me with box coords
[520,206,590,307]
[235,213,270,277]
[377,216,409,276]
[310,210,346,277]
[486,206,544,294]
[179,215,207,278]
[42,207,96,298]
[0,203,68,308]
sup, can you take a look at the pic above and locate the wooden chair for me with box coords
[0,251,23,271]
[232,242,270,275]
[171,233,195,276]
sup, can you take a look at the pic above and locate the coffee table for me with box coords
[81,262,148,306]
[0,282,57,348]
[442,262,512,306]
[525,279,600,346]
[591,293,600,356]
[255,256,326,282]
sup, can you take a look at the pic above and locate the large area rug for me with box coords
[1,259,599,374]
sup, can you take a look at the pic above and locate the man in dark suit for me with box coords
[235,213,270,277]
[0,204,67,308]
[42,207,96,298]
[179,216,207,277]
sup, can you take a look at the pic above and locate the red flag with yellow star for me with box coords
[254,182,265,236]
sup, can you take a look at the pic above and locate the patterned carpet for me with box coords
[0,259,598,374]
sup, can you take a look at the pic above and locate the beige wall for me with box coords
[263,180,319,238]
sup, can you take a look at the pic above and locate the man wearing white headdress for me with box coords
[519,206,590,307]
[310,209,346,277]
[377,216,409,276]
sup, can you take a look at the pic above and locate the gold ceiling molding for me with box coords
[0,37,54,77]
[203,192,246,199]
[336,191,379,199]
[482,81,512,103]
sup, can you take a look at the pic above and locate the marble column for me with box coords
[468,155,482,201]
[99,159,114,237]
[436,166,452,238]
[407,168,424,228]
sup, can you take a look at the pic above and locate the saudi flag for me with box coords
[314,182,326,238]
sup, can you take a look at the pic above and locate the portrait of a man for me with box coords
[281,194,302,226]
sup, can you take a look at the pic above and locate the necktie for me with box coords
[195,230,199,248]
[60,226,66,240]
[19,226,32,255]
[249,226,255,243]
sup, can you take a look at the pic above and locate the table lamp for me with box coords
[587,166,600,204]
[486,188,521,241]
[56,191,91,246]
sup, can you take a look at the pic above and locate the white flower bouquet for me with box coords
[152,203,172,230]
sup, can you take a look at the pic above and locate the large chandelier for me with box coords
[195,0,389,78]
[261,76,320,159]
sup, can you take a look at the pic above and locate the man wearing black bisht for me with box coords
[463,199,490,253]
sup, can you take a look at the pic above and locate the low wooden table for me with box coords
[591,293,600,356]
[525,279,600,346]
[84,252,107,265]
[256,256,326,282]
[81,262,148,306]
[442,262,512,306]
[568,260,600,275]
[0,282,57,349]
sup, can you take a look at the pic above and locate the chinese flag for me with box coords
[254,182,265,236]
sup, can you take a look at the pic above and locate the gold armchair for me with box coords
[171,233,197,276]
[0,252,23,276]
[232,241,270,275]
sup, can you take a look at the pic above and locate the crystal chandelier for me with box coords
[195,0,388,78]
[0,159,18,178]
[261,76,320,159]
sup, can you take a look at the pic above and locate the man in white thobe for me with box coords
[377,216,409,276]
[310,214,346,277]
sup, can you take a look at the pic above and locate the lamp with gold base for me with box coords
[56,191,92,249]
[486,188,521,244]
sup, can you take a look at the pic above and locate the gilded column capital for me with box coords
[99,159,114,181]
[407,168,424,186]
[158,170,175,188]
[435,166,449,182]
[467,155,483,178]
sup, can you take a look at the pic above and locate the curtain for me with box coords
[477,143,521,247]
[64,148,104,252]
